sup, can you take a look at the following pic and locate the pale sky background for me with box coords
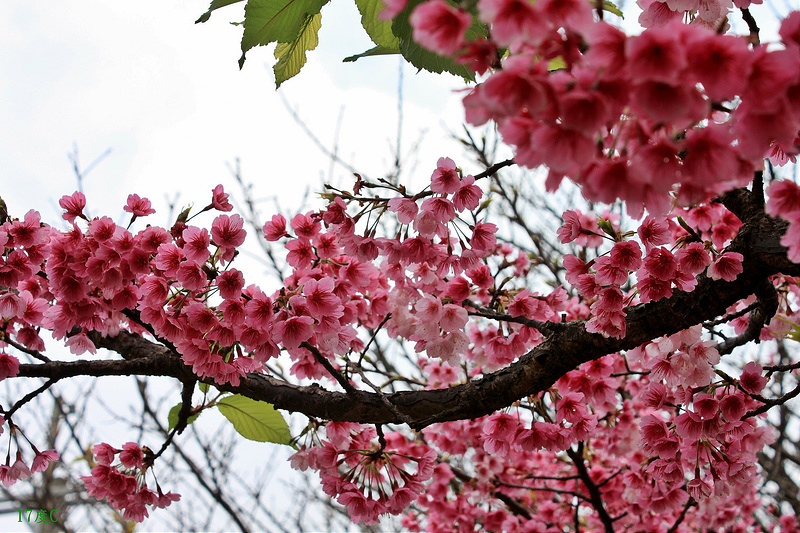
[0,0,797,531]
[0,1,467,226]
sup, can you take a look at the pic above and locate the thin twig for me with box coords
[740,8,760,45]
[301,342,356,394]
[666,499,696,533]
[5,379,58,418]
[2,336,51,362]
[566,442,616,533]
[744,381,800,420]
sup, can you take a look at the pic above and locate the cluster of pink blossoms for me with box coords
[0,416,60,487]
[636,0,763,29]
[290,424,437,524]
[559,210,744,338]
[627,329,776,529]
[81,442,179,521]
[398,328,781,532]
[406,1,799,218]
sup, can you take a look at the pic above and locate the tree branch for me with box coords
[566,443,615,533]
[13,189,800,431]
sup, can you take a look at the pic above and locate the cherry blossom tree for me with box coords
[2,0,800,531]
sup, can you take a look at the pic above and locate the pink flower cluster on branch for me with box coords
[0,417,60,488]
[82,442,179,522]
[291,424,437,524]
[407,1,799,217]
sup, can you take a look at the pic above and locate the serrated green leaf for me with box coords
[167,403,199,432]
[240,0,330,68]
[602,0,624,18]
[391,0,483,81]
[273,13,322,88]
[354,0,399,49]
[343,44,401,62]
[217,395,292,445]
[196,0,246,23]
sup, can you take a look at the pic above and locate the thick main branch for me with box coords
[15,189,799,430]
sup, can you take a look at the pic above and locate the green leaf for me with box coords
[196,0,247,23]
[167,403,199,432]
[176,205,192,224]
[597,217,617,239]
[239,0,330,68]
[273,13,322,88]
[391,0,483,81]
[343,44,400,62]
[547,56,567,71]
[602,0,624,18]
[354,0,399,49]
[217,395,292,445]
[199,382,210,393]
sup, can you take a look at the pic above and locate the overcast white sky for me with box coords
[0,1,467,229]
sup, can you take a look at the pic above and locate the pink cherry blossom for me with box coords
[686,32,752,102]
[469,221,497,253]
[410,1,472,57]
[380,0,408,20]
[119,442,144,469]
[303,278,341,316]
[740,361,767,394]
[0,353,20,381]
[211,214,246,249]
[643,247,677,281]
[637,216,670,252]
[452,175,482,212]
[720,393,747,421]
[93,443,119,466]
[2,6,800,528]
[557,210,584,243]
[59,192,87,223]
[274,316,314,349]
[65,332,97,355]
[676,242,711,274]
[30,449,60,473]
[708,252,743,281]
[625,22,687,83]
[182,226,211,263]
[290,212,321,239]
[477,0,547,47]
[210,184,233,212]
[216,269,245,300]
[263,214,288,241]
[609,240,642,270]
[124,194,156,218]
[429,157,461,194]
[387,197,419,224]
[766,179,800,218]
